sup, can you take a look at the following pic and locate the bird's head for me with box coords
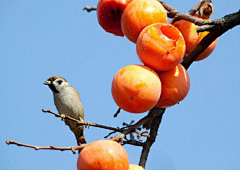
[44,76,70,93]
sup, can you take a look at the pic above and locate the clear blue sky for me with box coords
[1,0,240,170]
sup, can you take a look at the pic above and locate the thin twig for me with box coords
[123,140,144,147]
[114,108,121,117]
[43,109,151,141]
[110,107,164,143]
[6,140,86,154]
[83,6,97,12]
[42,109,123,132]
[159,1,179,18]
[187,0,202,15]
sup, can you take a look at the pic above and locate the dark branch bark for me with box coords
[197,10,240,32]
[139,108,165,168]
[182,10,240,70]
[83,6,97,12]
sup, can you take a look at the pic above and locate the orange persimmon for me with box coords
[97,0,132,36]
[173,15,218,61]
[136,23,186,71]
[112,65,161,113]
[155,64,190,108]
[77,140,129,170]
[121,0,167,43]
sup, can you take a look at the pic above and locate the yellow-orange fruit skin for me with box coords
[77,140,129,170]
[112,65,161,113]
[121,0,167,43]
[173,15,218,61]
[129,164,145,170]
[155,64,190,108]
[137,23,186,71]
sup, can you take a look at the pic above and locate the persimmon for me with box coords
[155,64,190,108]
[121,0,167,43]
[173,14,218,61]
[97,0,132,36]
[136,23,186,71]
[112,65,161,113]
[129,164,145,170]
[77,140,129,170]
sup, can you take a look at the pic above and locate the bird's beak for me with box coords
[43,80,51,85]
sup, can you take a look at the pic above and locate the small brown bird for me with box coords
[44,76,86,147]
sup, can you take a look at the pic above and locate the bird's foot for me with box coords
[85,121,90,129]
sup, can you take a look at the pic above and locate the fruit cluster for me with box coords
[77,0,218,169]
[97,0,217,113]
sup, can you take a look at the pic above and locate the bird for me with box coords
[44,76,86,149]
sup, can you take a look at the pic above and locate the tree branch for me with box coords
[6,140,86,154]
[83,6,97,12]
[110,107,163,142]
[181,10,240,70]
[42,109,123,132]
[139,108,165,167]
[197,10,240,32]
[7,109,156,153]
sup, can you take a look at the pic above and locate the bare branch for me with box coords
[187,0,202,15]
[197,10,240,32]
[114,108,121,117]
[42,109,123,132]
[6,140,86,154]
[139,108,165,168]
[110,107,164,143]
[159,1,179,18]
[123,140,144,147]
[182,10,240,70]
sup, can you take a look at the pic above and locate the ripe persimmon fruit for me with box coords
[97,0,132,36]
[77,140,129,170]
[155,64,190,108]
[112,65,161,113]
[121,0,167,43]
[173,14,218,61]
[136,23,186,71]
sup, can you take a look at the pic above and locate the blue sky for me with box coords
[1,0,240,170]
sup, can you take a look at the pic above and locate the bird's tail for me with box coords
[67,121,86,154]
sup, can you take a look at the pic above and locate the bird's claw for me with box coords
[60,114,66,118]
[60,114,68,124]
[85,121,90,129]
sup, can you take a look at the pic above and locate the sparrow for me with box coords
[44,76,86,148]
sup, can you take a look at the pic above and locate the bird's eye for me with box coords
[57,80,63,85]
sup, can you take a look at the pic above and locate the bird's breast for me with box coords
[53,89,84,120]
